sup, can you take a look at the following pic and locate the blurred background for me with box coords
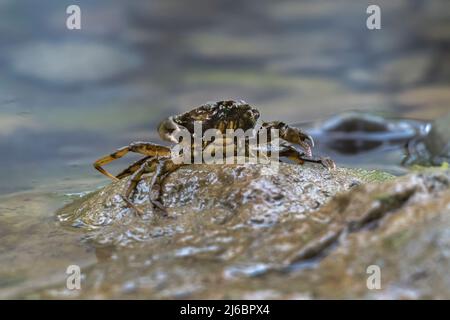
[1,0,450,195]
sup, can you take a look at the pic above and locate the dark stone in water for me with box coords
[405,112,450,166]
[303,112,426,155]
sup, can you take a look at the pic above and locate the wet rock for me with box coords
[35,162,404,299]
[12,159,441,299]
[405,112,450,166]
[44,165,450,299]
[207,169,450,299]
[58,163,385,245]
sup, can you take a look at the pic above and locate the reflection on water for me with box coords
[0,0,449,298]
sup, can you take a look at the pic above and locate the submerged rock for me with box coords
[304,111,427,155]
[298,112,429,175]
[47,163,450,299]
[405,112,450,166]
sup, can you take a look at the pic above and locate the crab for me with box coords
[94,100,335,215]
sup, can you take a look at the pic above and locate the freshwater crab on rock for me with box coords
[93,100,335,215]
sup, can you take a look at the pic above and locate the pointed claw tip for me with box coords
[305,146,312,157]
[306,134,315,148]
[297,141,313,157]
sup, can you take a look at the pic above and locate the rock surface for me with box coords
[405,112,450,166]
[44,163,450,299]
[57,163,388,245]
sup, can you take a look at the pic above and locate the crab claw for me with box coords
[298,141,313,157]
[263,122,316,157]
[304,134,315,148]
[297,132,314,157]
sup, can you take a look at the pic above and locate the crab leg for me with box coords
[123,158,159,200]
[115,156,154,180]
[93,142,171,181]
[280,146,336,170]
[121,157,182,216]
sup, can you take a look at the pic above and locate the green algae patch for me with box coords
[409,162,450,173]
[343,168,395,184]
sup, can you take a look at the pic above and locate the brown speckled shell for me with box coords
[172,100,260,134]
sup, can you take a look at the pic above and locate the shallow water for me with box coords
[0,0,449,298]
